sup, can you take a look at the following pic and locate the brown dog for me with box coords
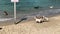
[4,11,8,16]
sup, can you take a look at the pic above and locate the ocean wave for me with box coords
[0,18,13,21]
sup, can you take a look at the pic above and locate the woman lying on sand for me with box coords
[34,16,49,23]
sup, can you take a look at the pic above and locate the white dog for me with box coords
[34,16,49,23]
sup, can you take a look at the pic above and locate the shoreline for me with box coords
[0,15,60,34]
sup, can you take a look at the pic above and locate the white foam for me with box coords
[49,6,54,8]
[0,18,13,21]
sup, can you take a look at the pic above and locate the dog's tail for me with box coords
[43,16,49,21]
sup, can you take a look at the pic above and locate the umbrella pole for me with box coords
[14,2,16,22]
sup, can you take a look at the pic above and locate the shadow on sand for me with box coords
[14,17,27,24]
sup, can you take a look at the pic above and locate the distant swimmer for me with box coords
[3,11,8,16]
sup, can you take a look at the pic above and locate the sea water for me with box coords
[0,0,60,21]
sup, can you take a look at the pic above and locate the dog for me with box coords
[34,16,49,23]
[4,11,8,16]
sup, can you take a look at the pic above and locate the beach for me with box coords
[0,15,60,34]
[0,0,60,34]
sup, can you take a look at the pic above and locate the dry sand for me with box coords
[0,15,60,34]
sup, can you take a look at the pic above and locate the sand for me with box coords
[0,15,60,34]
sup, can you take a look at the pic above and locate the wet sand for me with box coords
[0,15,60,34]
